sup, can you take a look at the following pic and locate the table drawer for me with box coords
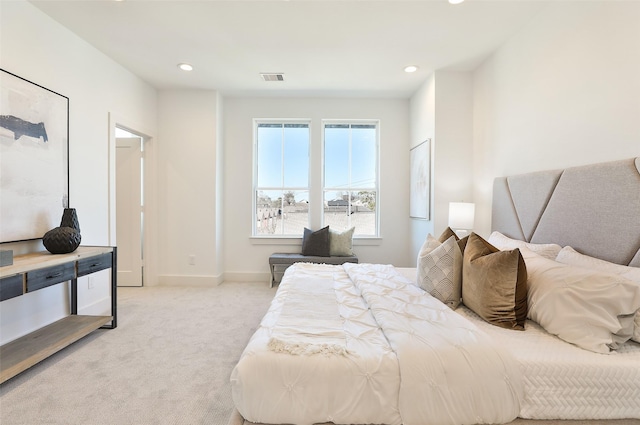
[1,274,24,301]
[26,263,76,292]
[77,253,112,277]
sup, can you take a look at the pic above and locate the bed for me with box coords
[230,157,640,425]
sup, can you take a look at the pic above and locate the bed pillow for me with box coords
[417,234,462,309]
[523,248,640,353]
[462,233,528,330]
[555,246,640,343]
[329,227,355,256]
[488,231,561,260]
[301,226,330,256]
[555,246,640,281]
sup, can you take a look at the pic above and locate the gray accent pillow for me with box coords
[302,226,330,256]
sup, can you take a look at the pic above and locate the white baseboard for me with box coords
[157,274,224,287]
[223,271,271,283]
[77,297,112,316]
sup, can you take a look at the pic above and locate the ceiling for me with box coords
[30,0,547,98]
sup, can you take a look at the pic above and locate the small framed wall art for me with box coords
[0,69,69,243]
[409,139,431,220]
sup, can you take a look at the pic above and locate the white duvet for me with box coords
[231,263,522,425]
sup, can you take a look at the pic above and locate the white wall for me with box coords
[0,1,157,344]
[215,93,225,279]
[433,72,474,237]
[409,71,474,263]
[472,1,640,237]
[409,75,435,260]
[157,90,222,286]
[223,97,411,282]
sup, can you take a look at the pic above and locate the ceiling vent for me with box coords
[260,73,285,82]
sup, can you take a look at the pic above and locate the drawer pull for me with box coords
[47,272,63,279]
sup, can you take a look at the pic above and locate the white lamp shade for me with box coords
[448,202,475,230]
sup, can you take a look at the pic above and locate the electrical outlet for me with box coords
[88,277,95,289]
[188,255,196,265]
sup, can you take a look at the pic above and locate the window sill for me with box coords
[250,237,301,246]
[250,237,382,246]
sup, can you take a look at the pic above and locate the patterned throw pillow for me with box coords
[417,234,462,309]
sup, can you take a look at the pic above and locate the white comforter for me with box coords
[231,263,522,425]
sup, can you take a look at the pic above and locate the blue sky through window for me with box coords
[257,124,309,189]
[325,124,376,190]
[255,121,378,236]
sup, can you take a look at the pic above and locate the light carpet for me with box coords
[1,283,638,425]
[0,283,276,425]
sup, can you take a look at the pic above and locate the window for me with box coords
[323,122,378,236]
[254,122,310,236]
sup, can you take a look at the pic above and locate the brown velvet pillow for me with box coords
[457,236,469,254]
[462,233,528,330]
[438,227,458,243]
[438,227,468,254]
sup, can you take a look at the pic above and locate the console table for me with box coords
[0,246,117,383]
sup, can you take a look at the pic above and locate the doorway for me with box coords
[115,127,144,286]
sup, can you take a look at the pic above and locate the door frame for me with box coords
[116,136,143,286]
[108,112,157,286]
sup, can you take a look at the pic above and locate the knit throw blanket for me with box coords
[268,272,347,356]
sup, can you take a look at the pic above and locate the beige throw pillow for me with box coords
[329,227,355,256]
[417,234,462,309]
[462,233,528,330]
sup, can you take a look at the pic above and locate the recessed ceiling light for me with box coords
[449,0,464,4]
[178,63,193,71]
[404,65,418,73]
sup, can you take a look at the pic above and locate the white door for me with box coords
[116,137,143,286]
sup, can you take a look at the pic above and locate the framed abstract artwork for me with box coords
[409,139,431,220]
[0,69,69,243]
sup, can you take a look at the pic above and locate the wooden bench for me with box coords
[268,253,359,287]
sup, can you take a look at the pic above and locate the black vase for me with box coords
[60,208,81,233]
[43,227,81,254]
[43,208,82,254]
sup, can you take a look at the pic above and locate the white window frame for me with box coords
[321,120,380,237]
[252,119,311,237]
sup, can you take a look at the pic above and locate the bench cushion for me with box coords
[269,253,359,287]
[269,253,358,266]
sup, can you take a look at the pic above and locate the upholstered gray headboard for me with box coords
[492,157,640,267]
